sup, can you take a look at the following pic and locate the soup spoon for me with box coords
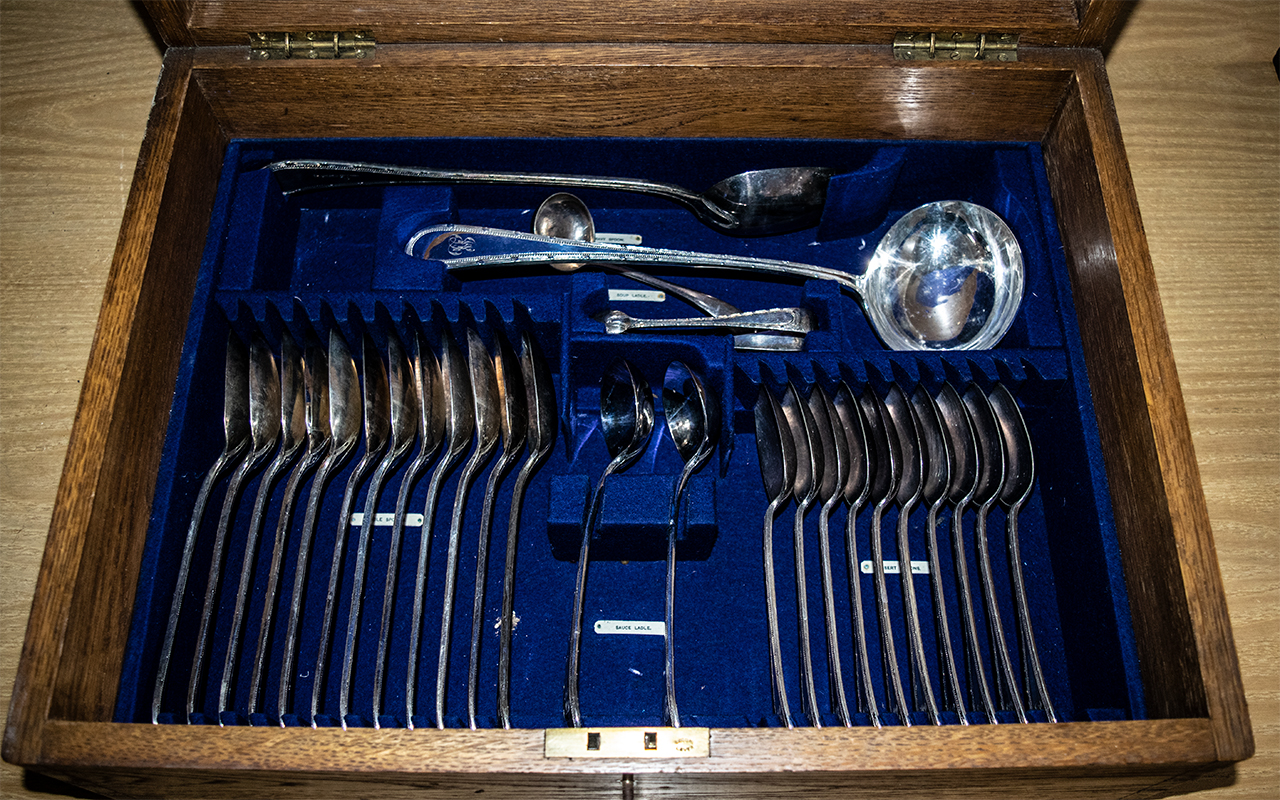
[565,359,655,727]
[660,362,719,727]
[808,385,852,727]
[269,160,832,236]
[412,200,1023,351]
[753,385,795,728]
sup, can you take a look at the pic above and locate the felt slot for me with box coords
[115,136,1139,729]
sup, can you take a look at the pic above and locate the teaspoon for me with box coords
[933,383,997,722]
[310,331,389,727]
[218,329,305,723]
[831,384,879,727]
[497,332,557,729]
[962,385,1028,723]
[270,161,833,237]
[659,362,718,728]
[565,359,655,727]
[405,331,473,729]
[779,383,823,725]
[372,330,440,728]
[808,385,852,726]
[753,384,795,728]
[988,384,1057,722]
[337,329,418,728]
[882,385,941,725]
[277,329,361,725]
[910,386,967,722]
[152,332,251,724]
[466,332,528,729]
[246,337,330,718]
[435,328,501,728]
[187,334,281,723]
[858,390,910,724]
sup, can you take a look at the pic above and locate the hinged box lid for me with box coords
[143,0,1130,51]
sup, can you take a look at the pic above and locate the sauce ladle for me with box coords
[269,160,832,237]
[414,200,1023,351]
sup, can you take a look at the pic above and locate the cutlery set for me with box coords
[755,378,1055,727]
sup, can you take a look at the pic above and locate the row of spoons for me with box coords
[754,379,1057,727]
[151,321,556,730]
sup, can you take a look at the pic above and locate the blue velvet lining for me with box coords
[115,136,1143,729]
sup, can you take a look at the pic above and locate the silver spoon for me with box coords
[565,359,655,727]
[830,384,880,727]
[961,384,1028,724]
[405,331,473,729]
[372,330,438,728]
[270,161,833,237]
[246,336,330,718]
[599,307,814,336]
[988,384,1057,722]
[277,329,361,725]
[778,383,823,725]
[415,200,1023,352]
[497,332,557,729]
[310,331,389,728]
[435,327,501,728]
[186,333,281,723]
[336,329,418,728]
[660,362,719,728]
[882,384,941,725]
[808,385,851,727]
[218,328,305,723]
[910,386,967,723]
[933,382,997,722]
[534,193,806,352]
[858,390,910,725]
[151,332,251,724]
[753,384,796,728]
[466,332,528,729]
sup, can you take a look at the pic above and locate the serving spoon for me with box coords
[564,359,655,727]
[152,332,250,724]
[268,160,832,236]
[753,384,796,728]
[660,362,719,728]
[988,384,1057,722]
[413,200,1023,352]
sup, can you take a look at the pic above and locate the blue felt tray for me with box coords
[115,136,1143,729]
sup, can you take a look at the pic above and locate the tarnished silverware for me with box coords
[753,384,796,728]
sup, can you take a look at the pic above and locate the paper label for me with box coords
[608,289,666,303]
[351,512,424,527]
[860,560,930,575]
[594,619,667,636]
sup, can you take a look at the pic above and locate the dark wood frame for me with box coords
[3,2,1252,796]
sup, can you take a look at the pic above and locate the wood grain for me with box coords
[1,0,1275,798]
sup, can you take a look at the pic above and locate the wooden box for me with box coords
[3,1,1253,797]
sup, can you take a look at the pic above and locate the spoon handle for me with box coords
[663,450,709,729]
[895,503,941,725]
[1006,504,1057,722]
[817,505,852,726]
[925,507,967,722]
[761,499,794,729]
[604,307,815,335]
[843,504,881,727]
[564,462,619,727]
[950,502,997,723]
[791,503,822,726]
[870,505,910,725]
[413,226,860,292]
[973,506,1028,723]
[151,445,246,724]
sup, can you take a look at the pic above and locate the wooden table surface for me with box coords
[1,1,1275,797]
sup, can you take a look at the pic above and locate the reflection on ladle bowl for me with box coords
[414,200,1023,351]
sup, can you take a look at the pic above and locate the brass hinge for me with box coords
[893,32,1018,62]
[249,31,375,60]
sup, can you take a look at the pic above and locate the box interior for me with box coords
[114,135,1144,729]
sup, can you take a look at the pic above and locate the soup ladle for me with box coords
[933,383,997,722]
[988,384,1057,722]
[753,385,796,728]
[962,385,1028,724]
[413,200,1023,351]
[269,160,833,236]
[565,359,655,727]
[152,332,250,724]
[660,362,719,728]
